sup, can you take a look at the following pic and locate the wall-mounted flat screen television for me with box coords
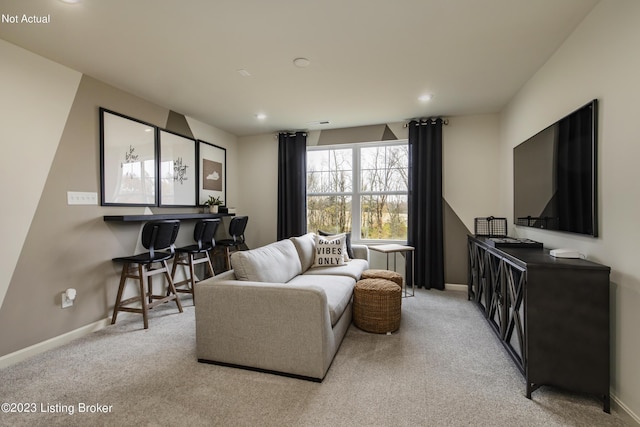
[513,99,598,237]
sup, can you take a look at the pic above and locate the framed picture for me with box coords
[100,108,157,206]
[198,140,226,206]
[159,130,197,207]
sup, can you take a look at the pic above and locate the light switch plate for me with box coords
[67,191,98,205]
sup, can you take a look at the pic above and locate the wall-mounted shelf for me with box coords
[103,213,232,222]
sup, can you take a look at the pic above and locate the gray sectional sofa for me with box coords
[195,232,369,381]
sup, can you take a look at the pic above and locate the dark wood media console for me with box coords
[467,235,611,412]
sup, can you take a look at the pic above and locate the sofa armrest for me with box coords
[194,278,338,380]
[351,244,369,262]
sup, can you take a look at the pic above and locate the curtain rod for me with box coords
[276,131,308,137]
[403,117,449,127]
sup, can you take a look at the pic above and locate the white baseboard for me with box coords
[612,393,640,426]
[0,318,110,370]
[445,283,467,292]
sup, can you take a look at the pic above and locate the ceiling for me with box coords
[0,0,599,137]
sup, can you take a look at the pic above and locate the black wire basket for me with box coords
[474,217,507,237]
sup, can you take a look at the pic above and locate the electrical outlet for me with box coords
[61,291,74,308]
[67,191,98,205]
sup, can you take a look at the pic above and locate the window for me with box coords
[306,141,408,242]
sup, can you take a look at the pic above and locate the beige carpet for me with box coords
[0,289,627,426]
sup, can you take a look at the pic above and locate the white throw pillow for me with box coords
[316,232,350,262]
[318,230,354,260]
[312,234,346,268]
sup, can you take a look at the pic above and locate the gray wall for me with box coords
[0,39,237,358]
[498,0,640,420]
[238,117,501,286]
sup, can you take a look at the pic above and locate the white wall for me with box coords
[499,0,640,420]
[236,133,279,248]
[0,39,81,309]
[443,114,501,231]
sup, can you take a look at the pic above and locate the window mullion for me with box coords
[352,146,361,241]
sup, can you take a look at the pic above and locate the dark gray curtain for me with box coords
[556,106,594,235]
[277,132,307,240]
[407,118,445,290]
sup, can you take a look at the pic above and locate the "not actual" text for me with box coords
[1,14,51,24]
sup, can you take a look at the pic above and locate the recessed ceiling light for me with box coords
[256,113,267,120]
[293,57,311,68]
[59,0,82,4]
[419,94,434,102]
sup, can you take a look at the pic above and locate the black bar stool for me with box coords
[170,218,220,304]
[111,220,183,329]
[217,216,249,270]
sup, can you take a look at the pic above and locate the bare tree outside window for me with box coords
[360,145,408,239]
[307,142,408,241]
[307,149,352,234]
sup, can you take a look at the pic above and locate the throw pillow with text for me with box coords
[312,234,347,267]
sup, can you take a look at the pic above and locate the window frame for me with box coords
[306,139,409,244]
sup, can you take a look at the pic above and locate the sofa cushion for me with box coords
[290,232,316,272]
[287,274,355,326]
[312,233,347,268]
[231,239,302,283]
[304,258,369,281]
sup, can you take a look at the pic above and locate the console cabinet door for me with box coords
[502,258,526,373]
[468,240,489,313]
[486,253,505,338]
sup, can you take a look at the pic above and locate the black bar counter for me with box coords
[103,213,232,222]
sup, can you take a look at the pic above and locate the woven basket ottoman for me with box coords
[353,278,402,334]
[361,269,403,289]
